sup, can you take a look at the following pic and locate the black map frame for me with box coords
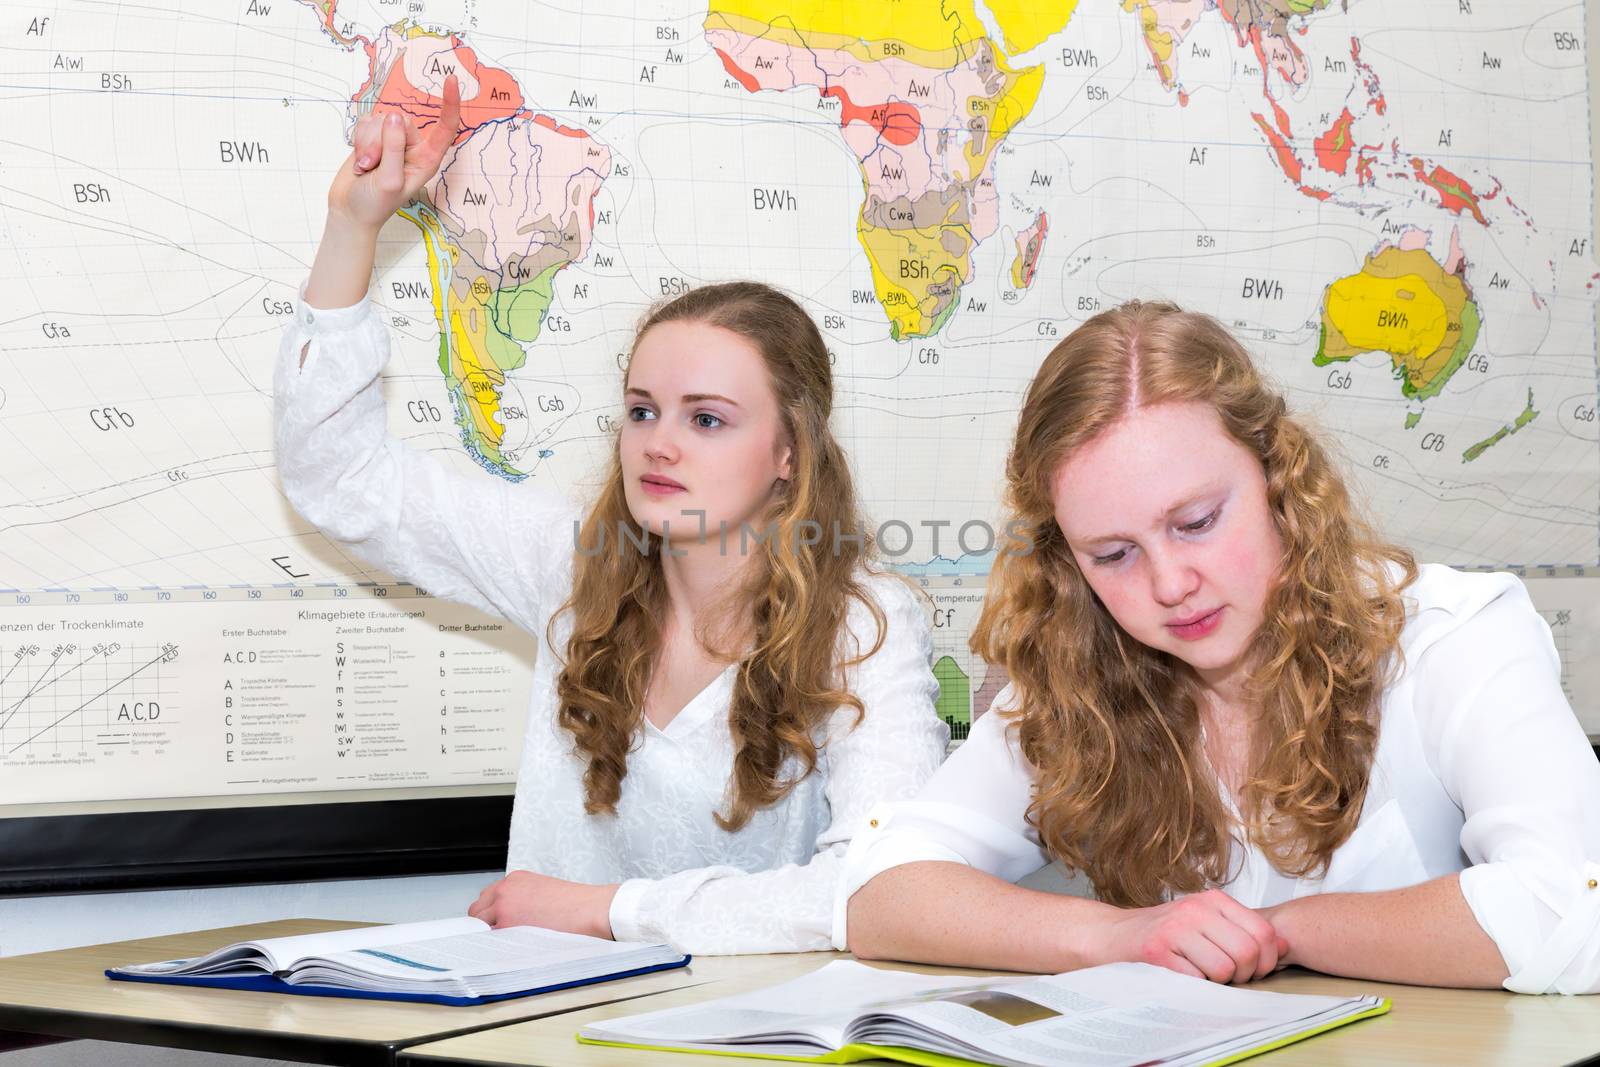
[0,794,512,894]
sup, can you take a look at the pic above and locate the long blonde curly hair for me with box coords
[973,300,1416,907]
[549,282,884,832]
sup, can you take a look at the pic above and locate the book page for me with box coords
[870,963,1367,1067]
[323,925,654,981]
[585,960,1001,1051]
[108,916,489,976]
[589,960,1376,1067]
[254,917,488,971]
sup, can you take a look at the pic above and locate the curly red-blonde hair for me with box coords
[973,300,1416,907]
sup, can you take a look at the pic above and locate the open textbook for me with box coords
[106,916,690,1006]
[578,960,1388,1067]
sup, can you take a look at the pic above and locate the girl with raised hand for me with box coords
[843,300,1600,993]
[276,80,947,954]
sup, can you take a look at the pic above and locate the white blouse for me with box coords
[839,564,1600,993]
[274,294,948,954]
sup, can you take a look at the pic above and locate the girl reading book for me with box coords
[277,80,946,954]
[842,301,1600,993]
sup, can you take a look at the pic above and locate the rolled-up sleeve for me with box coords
[835,686,1050,945]
[1412,581,1600,994]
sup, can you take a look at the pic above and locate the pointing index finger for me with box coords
[423,74,463,162]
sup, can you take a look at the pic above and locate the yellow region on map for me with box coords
[1317,246,1481,402]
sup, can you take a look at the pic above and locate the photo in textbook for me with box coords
[578,960,1388,1067]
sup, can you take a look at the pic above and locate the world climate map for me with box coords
[1,0,1596,745]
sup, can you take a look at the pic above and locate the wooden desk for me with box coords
[1249,970,1600,1066]
[0,919,788,1067]
[397,958,1600,1067]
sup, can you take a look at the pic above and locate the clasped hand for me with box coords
[1095,889,1292,985]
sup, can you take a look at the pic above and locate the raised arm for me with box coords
[276,79,579,631]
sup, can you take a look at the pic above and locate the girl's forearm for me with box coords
[305,213,381,310]
[846,861,1113,972]
[1264,873,1508,988]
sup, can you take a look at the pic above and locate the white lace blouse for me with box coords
[839,564,1600,993]
[274,293,948,954]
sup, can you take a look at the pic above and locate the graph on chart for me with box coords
[0,589,538,810]
[0,642,179,762]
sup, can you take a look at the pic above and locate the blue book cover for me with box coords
[104,918,691,1006]
[105,956,691,1007]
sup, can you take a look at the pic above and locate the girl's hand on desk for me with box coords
[1088,889,1290,985]
[469,870,620,941]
